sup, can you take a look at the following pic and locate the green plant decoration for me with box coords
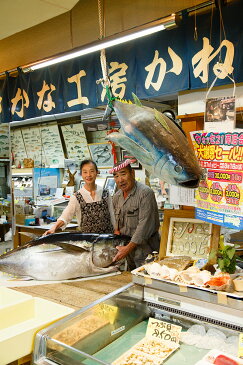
[209,235,237,274]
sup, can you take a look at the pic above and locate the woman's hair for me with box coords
[80,159,98,172]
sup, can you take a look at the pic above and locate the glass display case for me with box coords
[33,281,243,365]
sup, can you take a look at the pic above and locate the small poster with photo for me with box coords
[205,96,236,131]
[88,142,114,168]
[104,176,117,196]
[121,149,142,169]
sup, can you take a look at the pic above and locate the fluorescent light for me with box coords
[23,14,178,72]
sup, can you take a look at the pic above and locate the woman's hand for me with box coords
[42,227,56,236]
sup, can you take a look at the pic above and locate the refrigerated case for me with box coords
[33,277,243,365]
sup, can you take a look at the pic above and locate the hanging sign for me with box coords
[190,130,243,229]
[205,96,236,132]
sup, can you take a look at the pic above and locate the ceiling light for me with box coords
[22,14,178,72]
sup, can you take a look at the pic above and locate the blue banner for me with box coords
[0,0,242,123]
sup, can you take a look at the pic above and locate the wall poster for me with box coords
[190,130,243,229]
[61,123,90,161]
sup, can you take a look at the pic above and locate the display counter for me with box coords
[33,274,242,365]
[13,223,78,248]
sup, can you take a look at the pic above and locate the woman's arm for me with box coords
[43,195,77,236]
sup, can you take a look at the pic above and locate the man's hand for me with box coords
[113,242,136,262]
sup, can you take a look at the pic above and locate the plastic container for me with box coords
[0,287,31,309]
[0,297,74,365]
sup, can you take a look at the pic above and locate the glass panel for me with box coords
[35,284,241,365]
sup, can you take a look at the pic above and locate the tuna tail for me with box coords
[106,132,154,166]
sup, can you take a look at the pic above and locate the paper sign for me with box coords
[144,276,152,285]
[217,292,228,305]
[179,285,188,293]
[146,318,182,344]
[94,303,118,324]
[55,188,64,198]
[238,333,243,359]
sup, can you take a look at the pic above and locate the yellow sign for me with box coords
[94,303,118,324]
[239,333,243,359]
[146,317,182,344]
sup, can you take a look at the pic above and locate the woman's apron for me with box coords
[75,189,113,233]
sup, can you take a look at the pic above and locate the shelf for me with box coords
[12,168,33,176]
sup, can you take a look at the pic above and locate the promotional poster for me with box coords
[190,130,243,229]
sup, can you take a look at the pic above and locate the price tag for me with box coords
[94,303,118,324]
[217,292,228,305]
[239,333,243,359]
[146,317,182,344]
[144,276,152,285]
[179,285,188,293]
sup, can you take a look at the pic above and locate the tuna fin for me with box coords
[19,232,39,240]
[132,93,143,107]
[50,242,88,252]
[106,132,154,166]
[154,109,171,133]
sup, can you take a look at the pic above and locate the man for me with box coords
[110,159,160,269]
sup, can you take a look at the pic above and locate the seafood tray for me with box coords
[0,295,74,365]
[131,267,243,310]
[112,337,179,365]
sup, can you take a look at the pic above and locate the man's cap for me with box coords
[109,159,132,174]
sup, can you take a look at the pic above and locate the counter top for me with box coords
[15,223,78,230]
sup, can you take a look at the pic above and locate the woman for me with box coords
[43,159,114,235]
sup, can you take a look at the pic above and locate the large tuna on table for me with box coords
[0,232,130,281]
[106,98,202,188]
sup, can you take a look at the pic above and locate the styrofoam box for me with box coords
[0,297,74,365]
[0,287,32,309]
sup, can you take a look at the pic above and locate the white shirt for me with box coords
[58,185,115,230]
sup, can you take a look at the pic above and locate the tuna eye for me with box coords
[174,165,182,173]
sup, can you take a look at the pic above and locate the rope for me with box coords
[96,0,115,107]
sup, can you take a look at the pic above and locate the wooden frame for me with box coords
[159,209,220,263]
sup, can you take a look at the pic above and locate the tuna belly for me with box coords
[26,250,91,280]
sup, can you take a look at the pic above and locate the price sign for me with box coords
[94,303,118,324]
[166,218,213,259]
[239,333,243,359]
[146,318,182,344]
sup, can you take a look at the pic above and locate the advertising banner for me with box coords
[190,130,243,229]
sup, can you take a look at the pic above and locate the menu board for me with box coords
[0,124,9,158]
[61,123,90,161]
[11,128,27,166]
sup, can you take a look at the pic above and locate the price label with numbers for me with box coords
[146,318,182,344]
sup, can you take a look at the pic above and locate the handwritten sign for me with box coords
[166,218,212,259]
[146,318,181,344]
[94,303,118,324]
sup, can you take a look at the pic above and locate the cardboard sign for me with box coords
[94,303,118,324]
[146,318,182,344]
